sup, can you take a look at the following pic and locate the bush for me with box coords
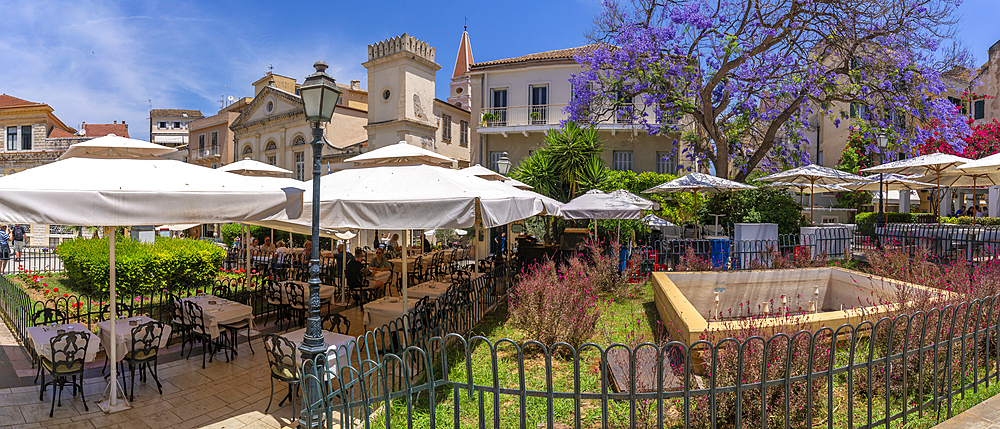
[58,236,225,294]
[702,186,807,235]
[855,212,925,224]
[508,256,602,348]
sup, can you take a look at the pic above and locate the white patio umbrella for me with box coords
[862,153,971,220]
[506,178,534,190]
[758,165,865,225]
[345,140,455,167]
[770,181,849,205]
[643,172,756,238]
[462,164,510,181]
[841,174,934,215]
[0,137,304,412]
[608,189,659,210]
[219,157,294,177]
[559,190,644,220]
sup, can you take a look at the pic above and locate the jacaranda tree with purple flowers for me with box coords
[568,0,972,181]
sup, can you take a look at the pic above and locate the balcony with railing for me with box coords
[478,103,650,135]
[192,146,221,160]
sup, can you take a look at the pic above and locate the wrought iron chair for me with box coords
[122,321,165,401]
[183,300,224,368]
[31,308,68,383]
[262,333,299,419]
[39,331,90,417]
[165,293,192,357]
[263,279,285,327]
[322,312,351,335]
[284,281,307,331]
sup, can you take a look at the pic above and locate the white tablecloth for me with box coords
[26,323,100,363]
[284,281,336,305]
[96,316,172,363]
[363,297,417,327]
[180,295,254,338]
[406,281,450,300]
[281,328,356,373]
[367,271,391,285]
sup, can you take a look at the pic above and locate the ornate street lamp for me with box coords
[297,61,341,362]
[496,151,512,176]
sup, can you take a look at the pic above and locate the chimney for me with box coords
[351,80,360,90]
[113,120,117,124]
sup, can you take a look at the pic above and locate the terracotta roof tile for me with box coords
[0,94,41,108]
[83,123,129,138]
[150,109,204,118]
[48,128,76,138]
[470,44,599,69]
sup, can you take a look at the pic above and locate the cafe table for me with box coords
[363,296,418,328]
[281,328,356,374]
[180,295,254,338]
[285,281,337,304]
[26,323,101,363]
[406,281,451,301]
[96,316,172,362]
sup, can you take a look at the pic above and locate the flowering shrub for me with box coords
[508,257,601,348]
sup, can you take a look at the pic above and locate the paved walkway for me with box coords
[933,396,1000,429]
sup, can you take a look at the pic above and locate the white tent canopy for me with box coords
[219,157,294,177]
[559,190,644,220]
[862,153,972,219]
[156,224,200,232]
[643,214,675,228]
[344,141,456,167]
[506,178,534,190]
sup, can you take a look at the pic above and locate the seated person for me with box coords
[299,240,313,264]
[248,238,260,252]
[333,243,354,262]
[956,206,966,217]
[275,240,288,253]
[388,233,401,252]
[369,248,392,272]
[261,237,276,252]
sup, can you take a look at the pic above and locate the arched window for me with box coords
[265,141,278,151]
[292,136,306,146]
[242,145,253,155]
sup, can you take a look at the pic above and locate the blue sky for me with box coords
[0,0,997,142]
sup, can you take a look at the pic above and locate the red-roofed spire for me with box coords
[452,29,474,79]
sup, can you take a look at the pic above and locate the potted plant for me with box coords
[481,112,495,126]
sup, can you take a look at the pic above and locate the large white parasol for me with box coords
[643,172,756,238]
[862,153,971,220]
[345,140,455,167]
[0,136,304,412]
[758,165,865,225]
[219,157,294,177]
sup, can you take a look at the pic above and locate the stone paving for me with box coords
[933,396,1000,429]
[0,305,374,429]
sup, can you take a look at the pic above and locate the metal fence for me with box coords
[1,246,64,276]
[853,223,1000,264]
[631,228,855,273]
[297,288,1000,429]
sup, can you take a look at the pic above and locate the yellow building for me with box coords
[230,73,369,180]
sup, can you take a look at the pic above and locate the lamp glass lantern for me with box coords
[300,61,343,123]
[496,151,512,175]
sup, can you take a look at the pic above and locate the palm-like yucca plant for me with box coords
[543,121,604,199]
[511,152,565,201]
[576,156,609,192]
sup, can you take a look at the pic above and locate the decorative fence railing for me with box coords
[1,246,64,275]
[853,223,1000,264]
[298,290,1000,429]
[634,228,855,272]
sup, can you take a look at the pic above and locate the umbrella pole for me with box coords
[937,174,942,225]
[109,230,117,405]
[810,180,816,226]
[694,190,699,240]
[244,224,250,288]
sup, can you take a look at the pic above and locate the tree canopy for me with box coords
[568,0,971,181]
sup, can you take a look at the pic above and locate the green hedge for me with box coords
[58,236,225,294]
[950,216,1000,226]
[856,212,917,224]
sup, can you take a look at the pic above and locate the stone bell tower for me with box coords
[363,33,442,151]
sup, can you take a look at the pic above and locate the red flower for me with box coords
[63,293,69,297]
[43,290,49,294]
[52,287,58,292]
